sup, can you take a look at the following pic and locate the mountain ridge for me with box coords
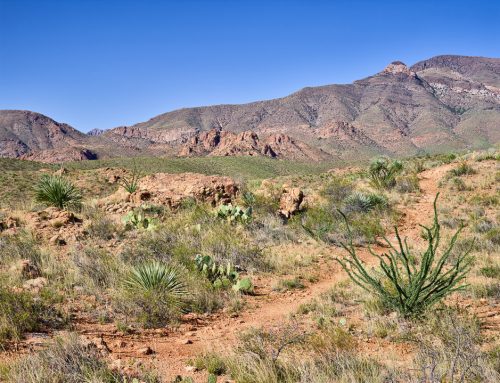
[1,55,499,162]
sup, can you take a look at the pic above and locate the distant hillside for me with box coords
[1,55,499,162]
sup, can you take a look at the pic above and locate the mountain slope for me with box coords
[1,55,499,162]
[102,55,499,160]
[0,110,91,158]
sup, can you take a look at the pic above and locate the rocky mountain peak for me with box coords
[383,61,416,76]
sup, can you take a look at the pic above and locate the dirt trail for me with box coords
[82,165,453,381]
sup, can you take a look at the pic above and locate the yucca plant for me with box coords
[124,261,187,327]
[368,157,403,190]
[124,261,186,296]
[34,174,82,209]
[343,192,387,213]
[336,194,473,317]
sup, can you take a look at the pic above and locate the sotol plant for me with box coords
[34,174,82,209]
[368,157,403,190]
[336,194,473,316]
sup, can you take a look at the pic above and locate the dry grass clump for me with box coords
[3,334,159,383]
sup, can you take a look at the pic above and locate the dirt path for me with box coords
[78,165,453,381]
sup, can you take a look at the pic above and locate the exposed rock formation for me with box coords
[21,147,98,163]
[100,172,239,211]
[179,129,330,161]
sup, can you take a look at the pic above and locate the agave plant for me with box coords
[34,174,82,209]
[124,261,187,296]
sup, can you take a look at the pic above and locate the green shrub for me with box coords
[479,265,500,279]
[73,247,121,290]
[0,232,42,267]
[34,174,82,209]
[192,352,227,375]
[368,157,403,190]
[448,162,476,177]
[0,285,42,346]
[396,174,420,193]
[336,194,473,317]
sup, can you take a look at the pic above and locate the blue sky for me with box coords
[0,0,499,132]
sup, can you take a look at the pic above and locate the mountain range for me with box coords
[1,55,499,163]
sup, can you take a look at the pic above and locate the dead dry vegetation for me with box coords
[0,148,499,383]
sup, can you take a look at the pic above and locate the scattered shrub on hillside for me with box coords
[119,163,141,194]
[396,173,420,193]
[86,213,119,240]
[336,194,473,317]
[34,174,82,210]
[7,334,159,383]
[448,162,476,177]
[415,310,499,383]
[368,157,403,190]
[72,247,121,290]
[0,283,62,347]
[0,232,42,268]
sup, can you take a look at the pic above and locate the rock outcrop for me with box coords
[100,172,239,212]
[21,147,98,163]
[179,129,329,161]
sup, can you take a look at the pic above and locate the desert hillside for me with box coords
[0,149,498,382]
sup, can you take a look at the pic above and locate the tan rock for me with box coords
[278,187,304,218]
[23,277,48,293]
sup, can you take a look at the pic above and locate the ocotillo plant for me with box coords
[336,194,473,316]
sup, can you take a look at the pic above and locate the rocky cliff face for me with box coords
[1,55,499,163]
[179,129,329,161]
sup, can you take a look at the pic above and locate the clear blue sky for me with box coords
[0,0,499,132]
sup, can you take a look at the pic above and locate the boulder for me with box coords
[10,259,41,279]
[278,187,304,218]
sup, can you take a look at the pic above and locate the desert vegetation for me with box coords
[0,148,498,382]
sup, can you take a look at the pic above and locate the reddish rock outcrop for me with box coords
[22,147,97,163]
[179,129,329,161]
[100,172,239,211]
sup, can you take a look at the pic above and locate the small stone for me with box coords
[23,277,48,293]
[178,339,193,345]
[184,365,197,372]
[138,346,154,355]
